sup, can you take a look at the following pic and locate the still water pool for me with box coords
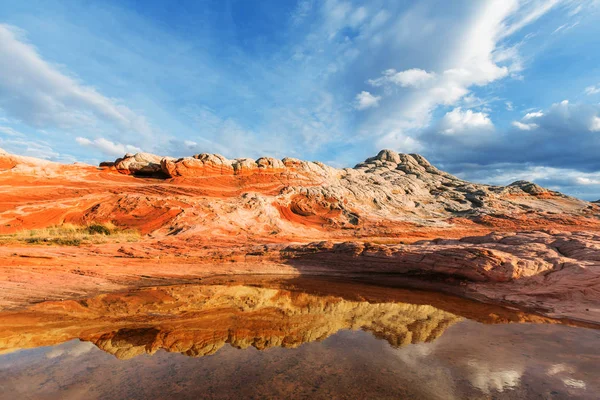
[0,278,598,399]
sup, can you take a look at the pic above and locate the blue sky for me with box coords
[1,1,600,199]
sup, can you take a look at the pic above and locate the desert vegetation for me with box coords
[0,222,139,246]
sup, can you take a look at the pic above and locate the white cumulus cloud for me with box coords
[354,91,381,110]
[357,0,564,151]
[0,24,153,138]
[590,116,600,132]
[440,108,493,135]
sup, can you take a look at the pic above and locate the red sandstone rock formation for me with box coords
[0,147,599,323]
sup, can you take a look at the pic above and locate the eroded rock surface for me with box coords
[0,148,599,323]
[107,149,589,233]
[1,148,596,237]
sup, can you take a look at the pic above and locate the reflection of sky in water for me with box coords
[388,321,598,399]
[0,320,598,400]
[45,341,96,359]
[548,364,587,390]
[394,342,524,397]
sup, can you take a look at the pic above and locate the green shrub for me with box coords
[86,223,112,235]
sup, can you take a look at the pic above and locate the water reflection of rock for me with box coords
[85,285,462,359]
[0,284,462,359]
[2,279,595,360]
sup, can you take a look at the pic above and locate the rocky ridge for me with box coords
[98,149,594,234]
[0,148,599,323]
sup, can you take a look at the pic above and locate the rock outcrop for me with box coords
[0,148,599,323]
[0,147,57,172]
[94,149,594,235]
[112,151,338,181]
[0,148,17,170]
[506,180,549,196]
[1,146,597,243]
[114,152,169,175]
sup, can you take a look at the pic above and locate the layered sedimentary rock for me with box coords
[1,148,599,323]
[107,149,594,232]
[1,147,596,237]
[113,152,168,176]
[282,230,598,282]
[279,231,600,321]
[0,147,89,176]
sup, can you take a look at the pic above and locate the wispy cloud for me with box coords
[368,68,436,88]
[0,126,25,137]
[75,137,142,157]
[584,85,600,95]
[512,121,539,130]
[0,24,154,138]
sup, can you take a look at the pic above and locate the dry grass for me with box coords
[0,222,140,246]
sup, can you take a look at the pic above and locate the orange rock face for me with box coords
[0,148,599,324]
[2,147,598,237]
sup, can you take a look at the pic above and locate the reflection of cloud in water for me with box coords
[563,378,586,389]
[393,332,525,396]
[394,342,460,399]
[466,360,522,393]
[547,363,587,390]
[46,341,95,359]
[396,342,434,363]
[547,363,574,375]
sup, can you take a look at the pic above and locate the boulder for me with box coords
[256,157,285,170]
[374,149,401,164]
[507,180,548,195]
[161,154,234,177]
[114,153,165,175]
[232,158,258,175]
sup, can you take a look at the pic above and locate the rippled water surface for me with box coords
[0,277,598,399]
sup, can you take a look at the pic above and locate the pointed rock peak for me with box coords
[374,149,401,163]
[508,180,548,195]
[367,150,434,168]
[408,153,433,167]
